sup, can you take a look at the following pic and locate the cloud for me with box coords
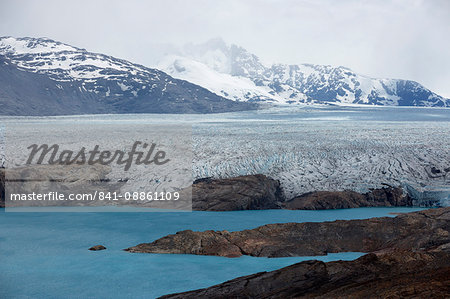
[1,0,449,97]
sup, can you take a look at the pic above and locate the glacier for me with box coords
[2,106,449,205]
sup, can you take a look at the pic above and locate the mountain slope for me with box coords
[0,37,256,115]
[158,55,287,103]
[159,38,449,107]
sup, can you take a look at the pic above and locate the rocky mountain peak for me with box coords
[159,39,449,107]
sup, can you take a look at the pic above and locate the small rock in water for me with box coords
[89,245,107,251]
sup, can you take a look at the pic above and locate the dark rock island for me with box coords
[89,245,107,251]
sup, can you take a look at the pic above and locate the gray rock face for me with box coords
[192,174,283,211]
[124,207,450,258]
[159,249,450,299]
[0,37,256,115]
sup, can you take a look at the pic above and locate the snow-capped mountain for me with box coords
[158,55,288,103]
[0,37,255,115]
[159,38,449,107]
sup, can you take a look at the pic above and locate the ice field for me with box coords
[192,106,450,200]
[1,105,449,202]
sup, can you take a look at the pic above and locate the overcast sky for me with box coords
[1,0,449,97]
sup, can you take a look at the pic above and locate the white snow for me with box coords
[117,82,130,91]
[0,37,153,82]
[0,37,78,54]
[158,55,286,103]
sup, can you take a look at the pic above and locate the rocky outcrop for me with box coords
[159,249,450,298]
[125,207,450,257]
[192,175,283,211]
[283,186,413,210]
[89,245,107,251]
[190,175,419,211]
[1,168,285,211]
[1,168,427,211]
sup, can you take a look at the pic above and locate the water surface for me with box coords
[0,207,424,298]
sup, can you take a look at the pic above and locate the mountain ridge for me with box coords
[159,38,449,107]
[0,36,448,116]
[0,36,256,115]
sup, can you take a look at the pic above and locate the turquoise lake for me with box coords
[0,207,425,298]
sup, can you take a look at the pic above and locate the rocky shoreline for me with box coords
[282,186,412,210]
[2,167,449,297]
[191,174,434,211]
[125,207,450,298]
[124,207,449,257]
[159,249,450,298]
[1,170,441,210]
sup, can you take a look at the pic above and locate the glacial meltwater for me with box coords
[0,207,425,298]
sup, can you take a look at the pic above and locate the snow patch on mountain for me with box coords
[0,36,161,83]
[158,55,291,103]
[0,36,79,54]
[0,36,166,97]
